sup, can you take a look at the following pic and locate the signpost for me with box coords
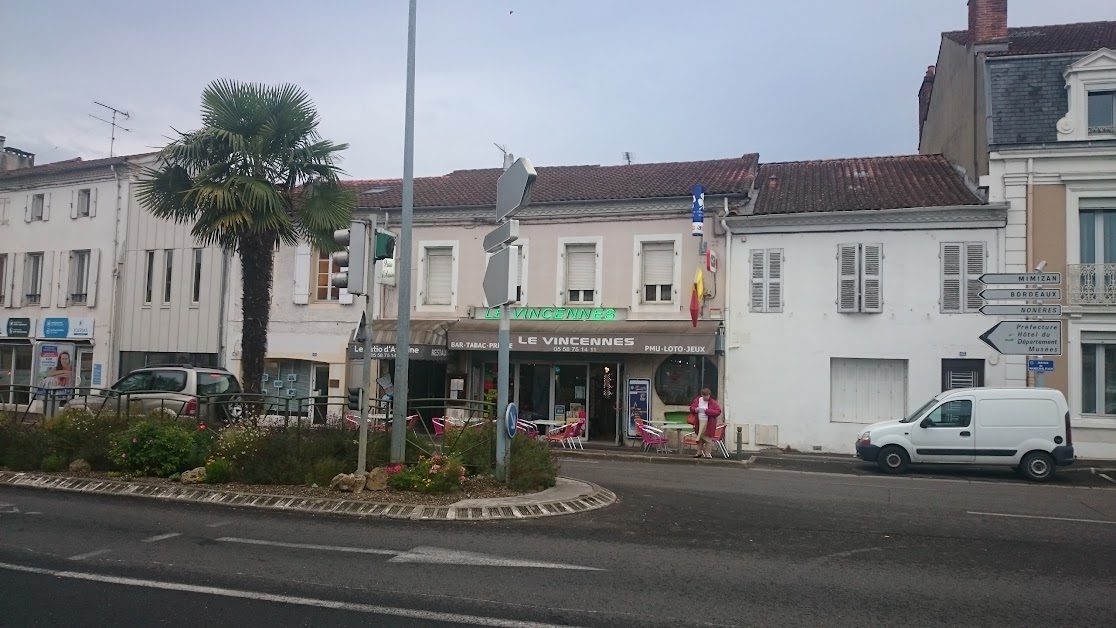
[978,304,1062,316]
[978,321,1063,356]
[978,269,1062,387]
[484,156,537,482]
[979,272,1061,285]
[978,288,1061,300]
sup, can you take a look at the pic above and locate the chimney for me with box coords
[0,136,5,150]
[502,151,514,171]
[767,175,778,190]
[968,0,1007,45]
[918,65,936,142]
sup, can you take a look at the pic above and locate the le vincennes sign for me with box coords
[448,331,714,355]
[471,307,626,322]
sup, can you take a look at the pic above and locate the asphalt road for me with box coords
[2,460,1115,627]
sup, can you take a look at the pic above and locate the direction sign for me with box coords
[979,272,1061,285]
[483,219,520,253]
[979,304,1062,316]
[978,320,1062,356]
[1027,359,1055,373]
[483,245,518,307]
[506,402,519,439]
[496,157,537,221]
[979,288,1061,300]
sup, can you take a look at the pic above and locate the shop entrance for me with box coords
[484,360,621,443]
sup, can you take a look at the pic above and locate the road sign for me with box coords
[979,272,1061,285]
[496,158,537,221]
[506,402,518,439]
[483,245,518,307]
[483,219,520,253]
[979,288,1061,300]
[1027,359,1055,372]
[978,320,1062,356]
[979,304,1062,316]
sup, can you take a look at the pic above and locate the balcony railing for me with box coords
[1068,264,1116,305]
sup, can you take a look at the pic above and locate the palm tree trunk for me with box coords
[239,234,274,396]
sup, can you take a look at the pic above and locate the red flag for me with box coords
[689,268,703,327]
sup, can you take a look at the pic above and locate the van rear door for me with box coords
[909,397,976,462]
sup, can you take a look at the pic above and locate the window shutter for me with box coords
[293,243,311,305]
[641,241,674,287]
[767,248,783,313]
[516,245,525,302]
[87,249,101,307]
[40,252,54,308]
[70,191,78,219]
[1,254,12,308]
[861,243,882,313]
[90,188,98,218]
[964,242,986,311]
[838,244,859,313]
[566,244,596,291]
[8,254,22,307]
[425,247,453,305]
[42,193,51,221]
[749,249,765,312]
[57,251,71,307]
[24,196,31,223]
[941,243,962,313]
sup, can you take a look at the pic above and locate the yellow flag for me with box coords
[694,267,704,300]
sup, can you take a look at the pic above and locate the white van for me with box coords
[854,388,1074,482]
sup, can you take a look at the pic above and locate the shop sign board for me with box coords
[448,331,714,355]
[627,378,651,438]
[471,306,626,322]
[37,317,94,340]
[0,317,35,338]
[346,342,448,362]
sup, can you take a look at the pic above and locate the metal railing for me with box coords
[1068,264,1116,305]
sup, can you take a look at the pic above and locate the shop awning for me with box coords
[349,319,453,361]
[447,319,721,355]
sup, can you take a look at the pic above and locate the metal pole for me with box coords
[357,219,376,474]
[391,0,417,463]
[496,303,510,481]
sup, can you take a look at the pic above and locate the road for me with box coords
[2,460,1114,627]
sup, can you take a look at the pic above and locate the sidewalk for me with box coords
[0,471,616,521]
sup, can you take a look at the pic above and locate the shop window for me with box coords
[654,355,718,406]
[1081,342,1116,416]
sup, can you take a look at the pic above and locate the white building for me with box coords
[724,155,1014,454]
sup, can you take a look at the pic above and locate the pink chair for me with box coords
[516,419,539,440]
[432,417,446,437]
[568,419,586,449]
[635,419,670,453]
[547,422,578,448]
[712,422,730,459]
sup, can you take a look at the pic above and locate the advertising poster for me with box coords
[627,378,651,438]
[33,342,77,400]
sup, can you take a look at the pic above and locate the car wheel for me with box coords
[1020,451,1056,482]
[877,445,910,474]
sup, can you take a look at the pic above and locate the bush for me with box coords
[2,426,50,471]
[508,433,558,491]
[40,453,68,472]
[308,457,350,486]
[110,421,197,477]
[204,457,232,484]
[441,422,495,475]
[43,406,143,471]
[185,426,218,471]
[388,454,466,494]
[365,430,425,467]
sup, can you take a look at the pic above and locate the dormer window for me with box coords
[1056,48,1116,142]
[1088,90,1115,135]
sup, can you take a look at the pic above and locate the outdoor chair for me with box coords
[547,422,578,448]
[635,420,670,453]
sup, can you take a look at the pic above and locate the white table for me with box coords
[653,422,696,454]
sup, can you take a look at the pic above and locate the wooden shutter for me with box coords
[40,252,54,308]
[941,243,962,313]
[838,244,859,313]
[42,193,51,221]
[57,251,71,307]
[964,242,985,311]
[566,244,596,291]
[24,196,31,222]
[767,249,783,313]
[293,243,311,304]
[749,250,765,312]
[87,249,101,307]
[90,187,98,218]
[70,190,79,219]
[425,247,453,305]
[0,254,10,308]
[861,243,882,313]
[641,241,674,286]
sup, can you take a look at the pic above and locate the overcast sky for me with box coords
[2,0,1112,178]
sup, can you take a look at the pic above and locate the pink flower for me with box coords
[132,437,138,443]
[199,423,206,430]
[121,453,126,458]
[433,455,442,462]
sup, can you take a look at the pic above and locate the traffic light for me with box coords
[346,387,362,412]
[374,229,396,261]
[330,221,368,295]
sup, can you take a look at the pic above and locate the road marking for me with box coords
[1100,473,1116,485]
[0,561,583,628]
[205,521,233,528]
[388,547,604,571]
[26,512,42,515]
[967,511,1116,525]
[0,502,20,514]
[810,546,886,563]
[217,537,400,556]
[67,549,112,561]
[142,533,182,543]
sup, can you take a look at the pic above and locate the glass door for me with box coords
[516,363,552,423]
[553,364,588,427]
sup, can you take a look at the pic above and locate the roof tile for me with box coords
[944,21,1116,56]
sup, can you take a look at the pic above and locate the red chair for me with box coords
[547,422,578,448]
[568,419,586,449]
[634,419,670,453]
[712,422,730,459]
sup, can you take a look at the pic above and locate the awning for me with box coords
[447,320,721,355]
[349,319,452,361]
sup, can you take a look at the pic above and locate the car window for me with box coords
[924,400,972,428]
[149,370,188,393]
[197,372,241,396]
[112,372,152,393]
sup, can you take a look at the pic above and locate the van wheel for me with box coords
[877,445,910,474]
[1020,451,1056,482]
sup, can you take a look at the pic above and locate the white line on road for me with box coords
[967,511,1116,525]
[67,549,112,561]
[1100,474,1116,485]
[205,521,233,528]
[810,546,886,563]
[142,533,182,543]
[0,561,584,628]
[217,537,400,556]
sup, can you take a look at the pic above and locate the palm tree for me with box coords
[137,80,355,396]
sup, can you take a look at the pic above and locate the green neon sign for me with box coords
[479,307,618,321]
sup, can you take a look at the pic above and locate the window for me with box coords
[112,371,153,393]
[923,400,973,428]
[1082,342,1116,415]
[70,250,90,305]
[837,243,882,313]
[30,194,45,221]
[654,355,718,406]
[150,370,188,393]
[941,242,985,313]
[25,252,43,304]
[163,250,174,303]
[76,189,91,218]
[315,249,341,301]
[749,248,783,313]
[0,254,6,306]
[1088,90,1115,135]
[830,358,908,423]
[423,246,453,305]
[565,243,596,304]
[144,250,155,304]
[191,248,203,303]
[640,241,674,303]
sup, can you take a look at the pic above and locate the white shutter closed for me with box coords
[1,254,12,308]
[43,193,51,221]
[293,243,311,305]
[767,249,783,313]
[830,358,908,423]
[566,244,596,291]
[57,251,72,307]
[941,243,963,313]
[425,247,453,305]
[641,241,673,286]
[8,254,23,307]
[749,249,765,312]
[964,242,986,311]
[70,190,78,219]
[861,243,882,313]
[838,244,859,313]
[40,252,54,308]
[90,187,98,218]
[87,249,101,307]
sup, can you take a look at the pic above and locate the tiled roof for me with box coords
[944,21,1116,57]
[752,155,984,215]
[344,154,759,209]
[0,152,157,181]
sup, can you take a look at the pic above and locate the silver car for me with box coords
[67,365,243,423]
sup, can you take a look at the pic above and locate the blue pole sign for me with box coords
[1027,359,1055,373]
[691,184,705,237]
[506,402,519,439]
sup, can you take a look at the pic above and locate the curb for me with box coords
[0,472,615,522]
[557,449,754,467]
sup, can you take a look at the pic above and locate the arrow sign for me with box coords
[979,304,1062,316]
[979,320,1062,356]
[483,219,519,253]
[496,157,537,221]
[979,288,1061,300]
[483,245,518,307]
[979,272,1061,285]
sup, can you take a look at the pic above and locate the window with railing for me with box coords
[1070,206,1116,304]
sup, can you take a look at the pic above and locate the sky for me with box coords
[2,0,1113,179]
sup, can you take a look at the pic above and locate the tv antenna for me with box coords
[623,151,633,165]
[89,101,132,157]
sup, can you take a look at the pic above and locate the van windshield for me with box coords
[901,397,939,423]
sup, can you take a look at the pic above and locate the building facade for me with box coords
[724,156,1011,453]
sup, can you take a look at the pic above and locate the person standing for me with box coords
[689,388,721,459]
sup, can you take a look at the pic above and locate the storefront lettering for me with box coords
[476,307,620,321]
[518,335,635,347]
